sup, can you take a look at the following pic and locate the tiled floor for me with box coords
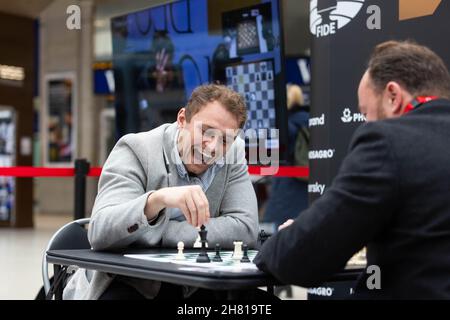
[0,213,72,300]
[0,213,307,300]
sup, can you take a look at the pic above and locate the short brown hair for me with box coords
[368,40,450,99]
[185,84,247,128]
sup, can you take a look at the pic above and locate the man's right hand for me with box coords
[145,186,210,227]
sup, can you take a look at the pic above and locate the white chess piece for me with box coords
[175,241,186,260]
[193,235,202,248]
[193,227,208,248]
[232,241,243,261]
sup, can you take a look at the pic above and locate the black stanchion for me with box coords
[74,159,90,220]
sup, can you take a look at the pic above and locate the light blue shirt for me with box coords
[168,130,224,221]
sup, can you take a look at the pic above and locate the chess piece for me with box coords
[193,227,208,248]
[212,243,223,262]
[240,244,251,263]
[232,241,243,261]
[196,225,210,263]
[258,230,270,247]
[261,62,267,71]
[193,235,202,248]
[175,241,186,260]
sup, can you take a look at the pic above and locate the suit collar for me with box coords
[407,98,450,113]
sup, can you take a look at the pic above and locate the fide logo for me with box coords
[310,0,366,38]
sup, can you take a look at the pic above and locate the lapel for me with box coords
[161,122,227,217]
[162,122,179,188]
[204,167,227,217]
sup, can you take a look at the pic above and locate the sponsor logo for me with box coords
[341,108,366,123]
[309,149,335,160]
[310,0,366,38]
[399,0,442,21]
[309,182,326,195]
[309,114,325,127]
[310,0,443,38]
[308,287,335,297]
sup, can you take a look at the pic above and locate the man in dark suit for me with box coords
[254,40,450,299]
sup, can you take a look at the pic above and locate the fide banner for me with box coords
[309,0,450,203]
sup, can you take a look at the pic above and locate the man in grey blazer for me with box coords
[65,84,259,299]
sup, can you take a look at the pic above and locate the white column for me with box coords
[78,0,95,162]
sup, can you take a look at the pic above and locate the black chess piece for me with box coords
[240,244,251,263]
[212,243,223,262]
[196,225,210,263]
[261,63,267,72]
[258,230,270,247]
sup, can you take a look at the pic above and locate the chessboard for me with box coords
[225,60,276,140]
[237,19,260,53]
[124,250,259,273]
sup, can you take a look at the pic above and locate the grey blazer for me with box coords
[65,122,259,300]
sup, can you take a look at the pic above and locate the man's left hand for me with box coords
[278,219,294,231]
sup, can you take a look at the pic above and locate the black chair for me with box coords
[41,218,91,300]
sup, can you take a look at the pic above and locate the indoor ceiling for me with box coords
[0,0,310,20]
[0,0,170,20]
[0,0,54,18]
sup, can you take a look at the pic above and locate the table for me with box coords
[46,248,364,300]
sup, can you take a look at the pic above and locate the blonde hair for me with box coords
[287,84,304,110]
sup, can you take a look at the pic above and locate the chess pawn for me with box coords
[240,244,251,263]
[212,243,223,262]
[175,241,186,260]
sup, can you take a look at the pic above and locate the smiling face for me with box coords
[176,100,240,175]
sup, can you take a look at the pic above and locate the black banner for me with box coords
[309,0,450,202]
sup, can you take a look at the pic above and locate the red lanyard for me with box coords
[403,96,438,114]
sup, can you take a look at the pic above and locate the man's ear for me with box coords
[385,81,404,115]
[177,108,186,128]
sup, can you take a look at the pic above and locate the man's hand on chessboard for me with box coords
[145,185,210,227]
[278,219,294,231]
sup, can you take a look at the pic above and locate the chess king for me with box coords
[64,84,259,300]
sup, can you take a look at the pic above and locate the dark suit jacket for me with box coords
[254,99,450,299]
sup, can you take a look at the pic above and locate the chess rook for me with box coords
[232,241,244,261]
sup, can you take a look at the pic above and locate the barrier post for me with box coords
[74,159,90,220]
